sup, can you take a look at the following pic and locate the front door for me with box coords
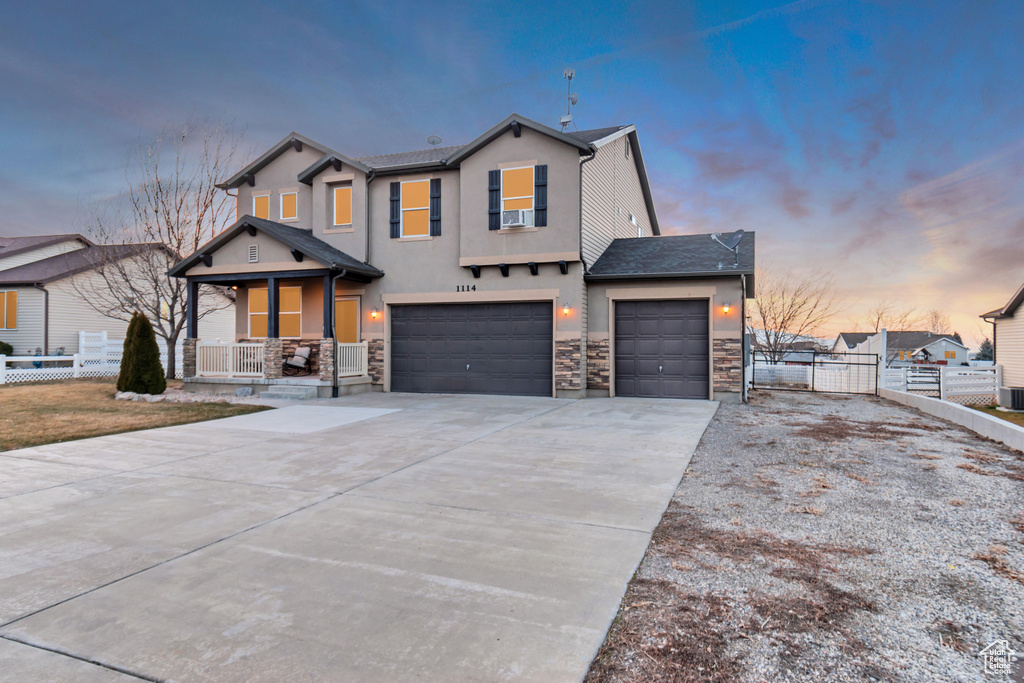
[335,298,359,343]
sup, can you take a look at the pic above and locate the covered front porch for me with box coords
[169,216,384,397]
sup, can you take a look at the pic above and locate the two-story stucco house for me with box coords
[170,114,755,401]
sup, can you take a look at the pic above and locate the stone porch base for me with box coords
[184,375,377,399]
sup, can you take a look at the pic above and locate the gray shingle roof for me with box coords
[0,234,92,260]
[586,232,755,280]
[838,332,872,348]
[168,216,383,279]
[982,279,1024,319]
[355,145,465,170]
[0,243,162,286]
[565,126,630,144]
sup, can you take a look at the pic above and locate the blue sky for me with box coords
[2,0,1023,345]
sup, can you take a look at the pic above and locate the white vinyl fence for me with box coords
[885,365,1000,406]
[336,341,369,378]
[0,332,184,385]
[195,341,264,378]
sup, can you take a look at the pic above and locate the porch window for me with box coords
[253,194,270,220]
[334,186,352,226]
[0,291,16,330]
[335,298,359,343]
[280,192,298,221]
[400,180,430,237]
[249,286,302,338]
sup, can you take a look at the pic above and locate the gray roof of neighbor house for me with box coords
[981,279,1024,320]
[167,216,383,279]
[0,234,93,260]
[0,243,163,286]
[586,232,755,293]
[841,330,965,352]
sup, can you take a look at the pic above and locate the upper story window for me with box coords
[389,179,441,239]
[333,186,352,226]
[0,291,17,330]
[280,192,298,221]
[401,180,430,237]
[488,165,547,230]
[253,194,270,220]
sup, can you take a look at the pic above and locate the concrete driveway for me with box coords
[0,393,716,682]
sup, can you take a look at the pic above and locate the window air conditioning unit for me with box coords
[502,209,532,228]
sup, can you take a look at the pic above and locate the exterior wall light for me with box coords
[721,302,731,314]
[562,303,571,316]
[370,307,380,320]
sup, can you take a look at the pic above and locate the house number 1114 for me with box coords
[456,285,477,292]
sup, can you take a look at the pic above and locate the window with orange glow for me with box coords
[280,192,298,221]
[248,286,302,338]
[501,167,534,215]
[401,180,430,237]
[0,291,16,330]
[333,186,352,226]
[253,195,270,220]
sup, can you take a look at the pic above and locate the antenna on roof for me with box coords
[712,230,745,268]
[560,68,578,132]
[426,135,442,148]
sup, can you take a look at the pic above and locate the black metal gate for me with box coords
[751,351,880,395]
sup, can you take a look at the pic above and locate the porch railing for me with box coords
[337,341,369,378]
[196,342,265,378]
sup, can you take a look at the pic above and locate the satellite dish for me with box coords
[570,93,579,105]
[426,135,442,148]
[711,230,745,267]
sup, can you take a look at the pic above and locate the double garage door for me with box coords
[390,302,553,396]
[389,299,710,399]
[614,299,710,399]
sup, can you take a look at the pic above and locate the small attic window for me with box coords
[624,141,630,158]
[248,245,259,263]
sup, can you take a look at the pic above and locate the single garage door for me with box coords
[390,302,553,396]
[614,299,709,399]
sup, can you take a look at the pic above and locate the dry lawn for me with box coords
[0,379,268,451]
[973,404,1024,429]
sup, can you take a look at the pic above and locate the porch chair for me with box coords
[283,346,312,376]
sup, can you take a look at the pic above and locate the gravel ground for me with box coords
[587,391,1024,682]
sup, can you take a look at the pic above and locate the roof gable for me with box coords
[219,133,331,189]
[167,216,383,279]
[982,278,1024,320]
[445,113,594,165]
[0,234,93,261]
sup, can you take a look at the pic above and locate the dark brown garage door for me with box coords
[614,299,709,399]
[390,302,553,396]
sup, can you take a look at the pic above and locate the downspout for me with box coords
[579,149,596,396]
[364,170,376,264]
[741,274,748,404]
[329,267,348,398]
[33,284,48,354]
[578,149,596,271]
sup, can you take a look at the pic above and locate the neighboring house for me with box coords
[982,279,1024,392]
[170,113,756,401]
[833,330,968,366]
[0,234,234,355]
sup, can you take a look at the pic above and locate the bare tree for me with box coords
[924,308,952,335]
[74,123,242,378]
[749,267,844,363]
[860,297,922,334]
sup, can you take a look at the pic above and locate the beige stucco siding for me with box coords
[185,230,324,277]
[996,315,1024,386]
[0,286,44,354]
[0,240,87,272]
[581,134,654,267]
[235,145,325,229]
[458,127,581,264]
[311,163,369,261]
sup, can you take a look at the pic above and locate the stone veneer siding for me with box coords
[239,338,321,376]
[183,338,197,378]
[713,338,743,394]
[555,339,582,391]
[262,338,284,379]
[586,338,610,390]
[317,339,334,382]
[367,338,384,385]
